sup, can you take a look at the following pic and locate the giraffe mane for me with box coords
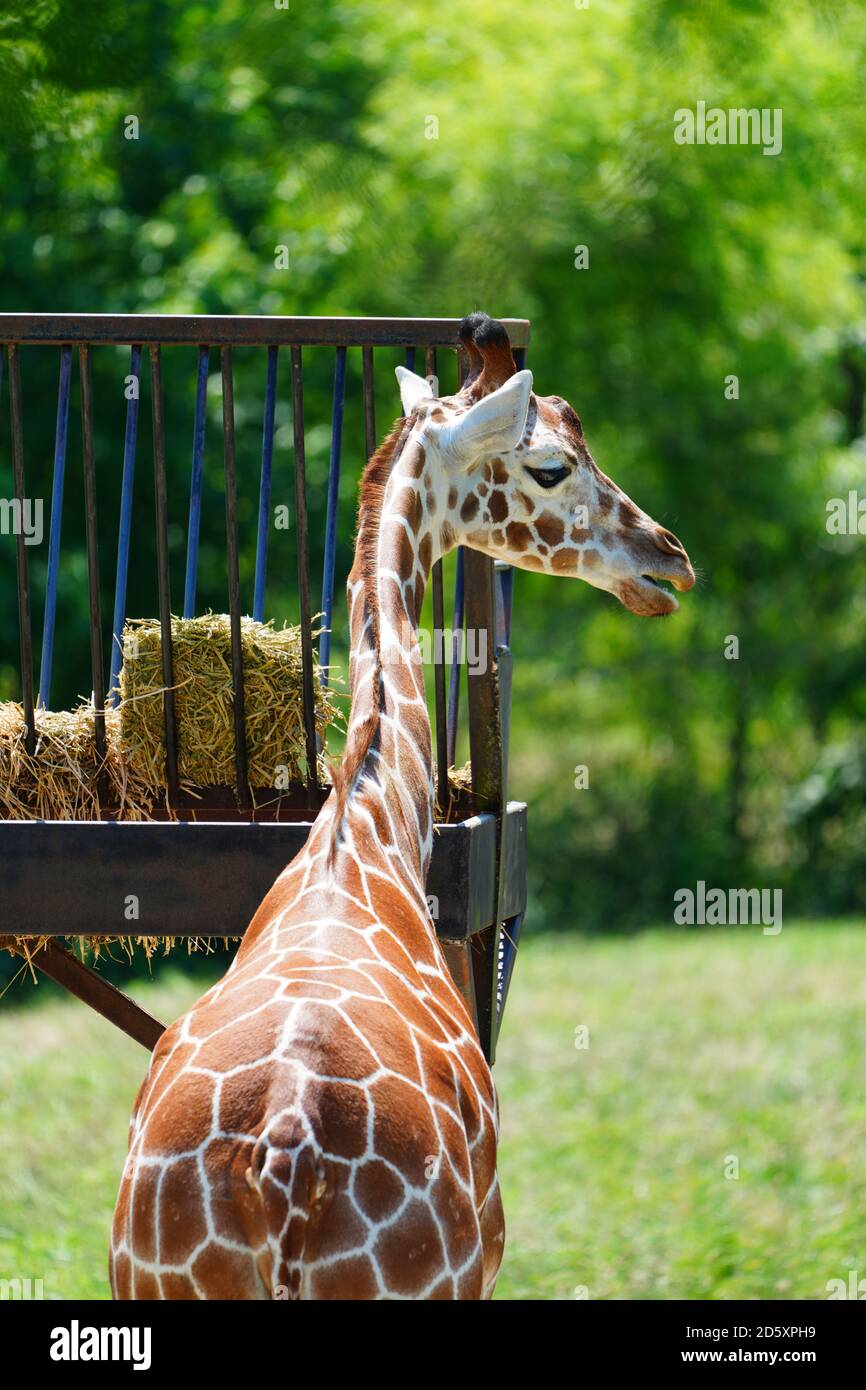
[326,414,413,855]
[326,310,516,856]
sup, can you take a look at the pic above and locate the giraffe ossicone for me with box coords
[110,313,694,1301]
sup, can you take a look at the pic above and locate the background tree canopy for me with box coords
[1,0,865,930]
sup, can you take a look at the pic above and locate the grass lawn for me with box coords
[1,922,864,1300]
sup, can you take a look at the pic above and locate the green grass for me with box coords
[495,922,866,1300]
[1,923,864,1300]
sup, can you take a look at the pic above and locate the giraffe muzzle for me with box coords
[620,532,695,616]
[641,528,695,595]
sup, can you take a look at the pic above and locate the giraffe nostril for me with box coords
[655,528,686,557]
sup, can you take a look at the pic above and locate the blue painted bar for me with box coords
[318,345,347,683]
[183,345,209,618]
[38,345,73,708]
[107,345,142,704]
[253,345,278,623]
[495,564,514,647]
[446,545,465,766]
[404,346,416,372]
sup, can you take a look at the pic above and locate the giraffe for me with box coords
[110,312,694,1301]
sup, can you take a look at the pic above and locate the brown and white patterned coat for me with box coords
[110,313,694,1300]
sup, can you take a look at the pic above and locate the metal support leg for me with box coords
[31,941,166,1051]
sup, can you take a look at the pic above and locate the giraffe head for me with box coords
[396,312,694,616]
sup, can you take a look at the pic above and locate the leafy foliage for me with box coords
[1,0,865,930]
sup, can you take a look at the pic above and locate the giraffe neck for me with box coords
[330,427,442,885]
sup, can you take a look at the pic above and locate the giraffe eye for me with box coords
[526,464,569,489]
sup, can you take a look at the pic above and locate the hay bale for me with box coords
[119,613,340,790]
[0,612,339,967]
[0,700,157,821]
[0,615,339,819]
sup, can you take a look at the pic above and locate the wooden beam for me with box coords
[32,941,166,1051]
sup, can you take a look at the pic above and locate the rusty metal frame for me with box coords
[0,313,532,1063]
[0,314,530,349]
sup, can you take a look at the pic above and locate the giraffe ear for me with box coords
[443,370,533,460]
[395,365,434,415]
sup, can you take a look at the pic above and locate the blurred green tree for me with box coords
[1,0,864,939]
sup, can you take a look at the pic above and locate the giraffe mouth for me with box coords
[618,573,681,616]
[642,574,676,595]
[630,559,695,615]
[641,574,680,615]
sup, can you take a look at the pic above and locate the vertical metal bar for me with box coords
[487,637,513,1061]
[253,344,278,623]
[424,343,449,811]
[8,344,36,753]
[431,559,449,817]
[221,345,250,809]
[362,344,376,462]
[38,343,72,709]
[424,345,437,390]
[79,344,106,766]
[446,546,465,767]
[446,346,469,768]
[486,342,525,1049]
[464,547,504,1062]
[495,563,514,648]
[404,346,416,373]
[108,344,141,704]
[291,346,318,794]
[464,553,502,813]
[318,344,347,682]
[496,644,512,802]
[484,341,525,1047]
[183,344,209,619]
[149,344,179,802]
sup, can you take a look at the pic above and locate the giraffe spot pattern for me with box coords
[111,353,670,1301]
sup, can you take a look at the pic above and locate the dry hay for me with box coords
[445,761,473,796]
[119,613,341,790]
[1,613,340,970]
[0,931,239,983]
[1,618,474,978]
[0,700,158,822]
